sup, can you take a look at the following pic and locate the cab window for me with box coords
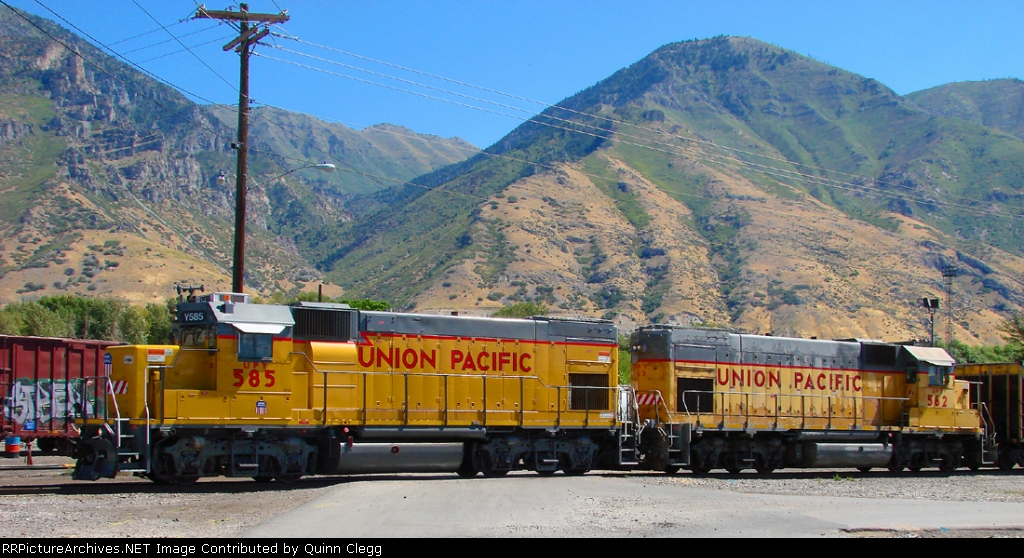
[178,326,212,348]
[922,364,951,387]
[238,333,273,361]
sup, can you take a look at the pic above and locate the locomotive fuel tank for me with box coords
[790,442,894,468]
[319,441,465,475]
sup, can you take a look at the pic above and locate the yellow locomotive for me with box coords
[73,291,628,483]
[72,290,1019,482]
[630,326,988,473]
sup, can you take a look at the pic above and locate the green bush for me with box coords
[491,302,547,319]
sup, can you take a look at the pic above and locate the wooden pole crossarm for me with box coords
[223,26,260,51]
[195,7,290,24]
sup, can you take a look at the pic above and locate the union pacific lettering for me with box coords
[715,366,862,392]
[356,346,532,373]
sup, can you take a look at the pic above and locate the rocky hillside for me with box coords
[0,8,471,304]
[320,37,1024,345]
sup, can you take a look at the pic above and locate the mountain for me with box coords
[2,11,1022,346]
[907,79,1024,141]
[0,7,471,304]
[318,36,1024,345]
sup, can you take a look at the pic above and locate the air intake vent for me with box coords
[569,373,609,411]
[293,308,352,341]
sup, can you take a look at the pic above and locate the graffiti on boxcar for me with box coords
[3,379,95,427]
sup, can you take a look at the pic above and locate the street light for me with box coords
[922,297,940,346]
[216,162,337,293]
[216,162,336,186]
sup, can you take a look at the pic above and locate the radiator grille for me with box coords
[292,308,352,341]
[569,373,609,411]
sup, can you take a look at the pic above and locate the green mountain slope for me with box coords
[0,7,470,303]
[907,79,1024,141]
[321,36,1024,345]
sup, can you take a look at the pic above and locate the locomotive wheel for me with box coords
[149,470,198,485]
[253,476,274,484]
[274,473,302,484]
[664,466,681,475]
[562,467,587,476]
[857,467,872,473]
[887,466,904,473]
[456,446,478,478]
[755,466,775,475]
[536,469,557,477]
[938,458,958,473]
[482,468,509,478]
[480,456,509,478]
[456,466,479,479]
[997,452,1015,471]
[167,472,199,485]
[146,471,172,485]
[689,467,711,475]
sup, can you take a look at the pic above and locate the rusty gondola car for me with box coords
[1,335,117,455]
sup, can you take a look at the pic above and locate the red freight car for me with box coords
[1,335,118,454]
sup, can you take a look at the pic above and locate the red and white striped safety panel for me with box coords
[110,381,128,395]
[636,392,662,405]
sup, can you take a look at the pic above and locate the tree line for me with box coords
[0,293,390,344]
[1,295,1021,371]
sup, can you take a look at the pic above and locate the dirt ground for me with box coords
[2,455,1022,538]
[0,456,341,538]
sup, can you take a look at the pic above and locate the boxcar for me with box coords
[956,362,1023,470]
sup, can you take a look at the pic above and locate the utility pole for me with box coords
[195,4,289,293]
[941,265,958,346]
[922,297,939,346]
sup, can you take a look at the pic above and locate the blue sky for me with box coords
[6,1,1024,148]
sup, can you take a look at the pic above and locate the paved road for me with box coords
[243,472,1024,537]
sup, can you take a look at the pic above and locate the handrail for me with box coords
[105,376,121,439]
[671,389,911,428]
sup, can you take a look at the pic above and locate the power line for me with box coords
[119,23,221,56]
[277,33,1013,213]
[13,2,1024,237]
[108,15,188,46]
[258,51,1023,221]
[136,34,236,64]
[129,0,238,93]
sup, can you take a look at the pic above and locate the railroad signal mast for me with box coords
[194,4,290,294]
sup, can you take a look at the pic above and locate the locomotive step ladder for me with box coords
[979,402,999,466]
[113,418,148,473]
[617,421,639,466]
[665,423,691,467]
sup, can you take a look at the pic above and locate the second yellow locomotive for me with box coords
[630,326,985,473]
